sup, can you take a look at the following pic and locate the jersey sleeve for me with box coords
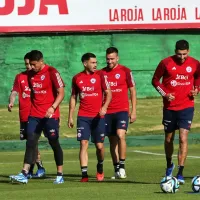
[71,76,79,95]
[152,61,167,97]
[100,72,110,91]
[194,62,200,88]
[49,68,65,89]
[12,74,20,92]
[125,68,135,88]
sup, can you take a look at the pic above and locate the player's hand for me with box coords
[99,106,107,116]
[129,111,136,124]
[68,118,74,128]
[45,107,54,118]
[165,93,175,101]
[190,88,198,97]
[8,103,13,112]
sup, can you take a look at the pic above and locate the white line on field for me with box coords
[133,150,200,159]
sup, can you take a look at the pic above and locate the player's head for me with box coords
[106,47,119,69]
[175,40,189,63]
[29,50,44,72]
[81,53,97,73]
[24,52,32,71]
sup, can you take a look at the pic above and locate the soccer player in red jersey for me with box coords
[101,47,137,179]
[152,40,200,184]
[68,53,112,182]
[8,52,45,178]
[10,50,65,184]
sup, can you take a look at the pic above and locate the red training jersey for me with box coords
[28,65,65,118]
[152,55,200,110]
[12,71,31,122]
[101,64,135,114]
[72,70,109,117]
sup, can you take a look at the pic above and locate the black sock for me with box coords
[29,164,35,174]
[114,163,120,172]
[97,160,104,174]
[166,157,172,168]
[57,172,63,176]
[21,169,28,177]
[119,159,125,169]
[36,160,44,169]
[177,166,184,176]
[81,166,88,178]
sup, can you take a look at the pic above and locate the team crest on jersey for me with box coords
[115,74,120,79]
[41,75,45,80]
[90,78,96,84]
[170,80,177,87]
[186,66,192,73]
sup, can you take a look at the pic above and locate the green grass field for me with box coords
[1,145,200,200]
[1,96,200,140]
[1,97,200,199]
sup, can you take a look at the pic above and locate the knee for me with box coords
[96,143,104,151]
[165,137,173,144]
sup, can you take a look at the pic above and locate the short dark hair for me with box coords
[175,40,189,50]
[29,50,43,61]
[81,53,96,63]
[106,47,118,54]
[24,52,30,60]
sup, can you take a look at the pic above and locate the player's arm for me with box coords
[126,69,137,123]
[191,62,200,97]
[152,61,175,101]
[8,75,19,112]
[99,73,112,116]
[45,70,65,118]
[129,86,136,123]
[8,91,18,112]
[68,77,78,128]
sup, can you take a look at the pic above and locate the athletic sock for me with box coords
[177,166,184,176]
[97,160,104,174]
[57,172,63,176]
[81,166,88,178]
[36,160,44,169]
[114,163,120,172]
[166,157,172,168]
[29,164,35,174]
[119,159,125,169]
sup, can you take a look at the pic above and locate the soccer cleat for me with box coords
[80,177,89,182]
[96,172,104,181]
[10,173,28,184]
[119,168,127,179]
[165,163,175,177]
[33,168,45,178]
[177,174,185,184]
[53,176,64,184]
[111,171,120,179]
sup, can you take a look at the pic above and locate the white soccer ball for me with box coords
[160,176,179,193]
[192,175,200,193]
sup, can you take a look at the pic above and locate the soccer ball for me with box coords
[160,176,179,193]
[192,175,200,193]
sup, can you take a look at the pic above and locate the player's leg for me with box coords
[34,147,45,178]
[45,118,64,184]
[176,107,194,184]
[77,116,91,182]
[116,111,129,179]
[11,117,42,184]
[105,113,120,178]
[91,117,105,181]
[163,108,177,176]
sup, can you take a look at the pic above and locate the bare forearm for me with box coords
[68,96,76,119]
[52,88,64,109]
[130,87,136,113]
[9,91,18,104]
[103,89,112,109]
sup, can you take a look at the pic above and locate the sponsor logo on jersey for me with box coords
[176,74,188,80]
[109,81,117,86]
[90,78,96,84]
[22,92,30,98]
[172,67,176,70]
[82,86,94,92]
[186,66,192,73]
[33,82,42,88]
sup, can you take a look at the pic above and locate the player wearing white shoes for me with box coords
[101,47,137,179]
